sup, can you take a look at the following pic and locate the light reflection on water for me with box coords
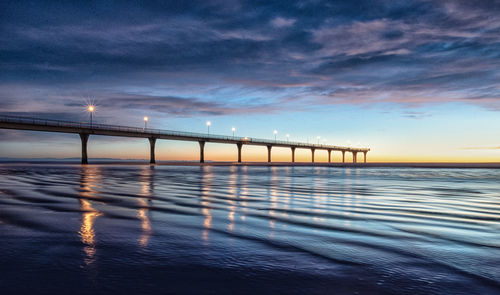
[0,164,499,294]
[137,166,153,247]
[78,166,102,265]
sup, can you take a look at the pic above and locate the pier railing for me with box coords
[0,115,369,152]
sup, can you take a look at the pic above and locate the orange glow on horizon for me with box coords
[2,130,497,163]
[91,144,500,163]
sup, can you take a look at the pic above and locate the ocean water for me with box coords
[0,164,499,294]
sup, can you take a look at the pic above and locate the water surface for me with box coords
[0,164,499,294]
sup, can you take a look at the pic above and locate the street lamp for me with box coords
[206,121,211,135]
[144,116,149,130]
[286,134,290,142]
[273,130,278,141]
[87,105,95,127]
[232,127,236,138]
[317,136,321,144]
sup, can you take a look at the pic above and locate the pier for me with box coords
[0,115,370,164]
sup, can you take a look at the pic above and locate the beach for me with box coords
[1,164,499,294]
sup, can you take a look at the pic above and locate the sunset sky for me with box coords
[1,0,499,162]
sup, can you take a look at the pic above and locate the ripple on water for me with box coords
[0,164,499,294]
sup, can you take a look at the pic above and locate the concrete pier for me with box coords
[353,151,358,163]
[199,141,205,163]
[311,148,315,163]
[80,133,89,164]
[237,142,243,163]
[149,137,156,164]
[0,115,370,165]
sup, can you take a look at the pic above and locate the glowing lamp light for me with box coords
[87,105,95,127]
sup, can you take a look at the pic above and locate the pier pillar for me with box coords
[80,133,89,164]
[311,148,315,163]
[291,147,296,163]
[342,151,345,163]
[353,151,357,163]
[267,145,272,163]
[148,137,156,164]
[363,151,367,163]
[328,150,331,163]
[199,141,205,163]
[237,142,242,163]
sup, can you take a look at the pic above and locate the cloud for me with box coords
[0,0,499,116]
[461,146,500,150]
[98,93,279,116]
[0,84,281,123]
[402,111,431,119]
[271,17,296,28]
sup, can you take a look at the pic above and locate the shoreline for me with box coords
[1,161,499,169]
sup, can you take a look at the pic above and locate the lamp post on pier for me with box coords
[87,105,95,128]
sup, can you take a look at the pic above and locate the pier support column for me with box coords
[353,151,357,163]
[342,151,345,163]
[199,141,205,163]
[291,147,296,163]
[363,151,367,163]
[267,145,272,163]
[80,133,89,164]
[328,150,331,163]
[148,137,157,164]
[237,143,242,163]
[311,148,315,163]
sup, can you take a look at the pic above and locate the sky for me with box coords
[0,0,499,162]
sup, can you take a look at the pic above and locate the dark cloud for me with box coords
[0,0,499,117]
[402,111,431,119]
[97,93,279,116]
[0,111,81,121]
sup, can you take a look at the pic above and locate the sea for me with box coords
[0,164,499,294]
